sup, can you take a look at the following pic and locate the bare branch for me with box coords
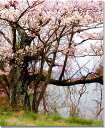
[0,30,12,45]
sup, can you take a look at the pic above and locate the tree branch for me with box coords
[50,74,103,86]
[0,30,12,45]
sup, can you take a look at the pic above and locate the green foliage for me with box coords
[93,121,103,126]
[0,109,103,126]
[66,116,93,126]
[5,112,14,116]
[9,123,17,126]
[35,120,55,126]
[0,110,3,115]
[0,117,7,126]
[24,111,38,120]
[46,114,63,121]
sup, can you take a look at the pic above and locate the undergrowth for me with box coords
[0,110,103,126]
[0,96,103,126]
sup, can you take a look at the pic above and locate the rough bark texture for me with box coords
[9,65,30,110]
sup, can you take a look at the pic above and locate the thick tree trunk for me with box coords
[9,65,31,111]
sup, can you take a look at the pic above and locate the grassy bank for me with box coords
[0,96,103,126]
[0,110,103,126]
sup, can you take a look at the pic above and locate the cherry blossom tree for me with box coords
[0,0,103,112]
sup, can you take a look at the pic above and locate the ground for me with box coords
[0,96,103,126]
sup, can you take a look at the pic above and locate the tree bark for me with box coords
[9,64,31,111]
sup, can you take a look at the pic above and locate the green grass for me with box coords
[66,116,93,126]
[64,116,103,126]
[24,110,38,120]
[5,112,14,116]
[0,117,7,126]
[46,114,63,121]
[35,120,56,126]
[0,110,103,126]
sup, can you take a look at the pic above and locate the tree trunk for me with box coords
[32,82,47,113]
[9,64,31,111]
